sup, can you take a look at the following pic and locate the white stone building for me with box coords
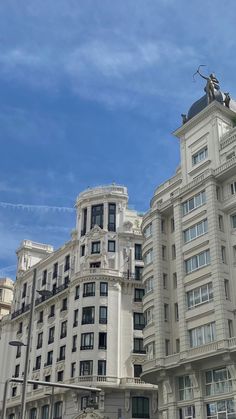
[141,83,236,418]
[0,185,157,419]
[0,278,14,319]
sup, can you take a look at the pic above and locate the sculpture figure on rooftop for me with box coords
[194,65,220,104]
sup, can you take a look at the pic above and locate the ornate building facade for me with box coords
[0,185,157,419]
[0,278,14,319]
[141,81,236,418]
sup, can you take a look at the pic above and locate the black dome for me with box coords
[187,90,224,120]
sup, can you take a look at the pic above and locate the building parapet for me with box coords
[220,126,236,150]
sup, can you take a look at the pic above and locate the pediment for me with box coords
[74,409,104,419]
[86,225,106,239]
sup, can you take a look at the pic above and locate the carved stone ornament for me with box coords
[123,221,133,231]
[73,409,105,419]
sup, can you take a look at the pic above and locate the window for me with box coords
[91,204,103,229]
[175,303,179,321]
[81,332,94,350]
[22,282,27,298]
[17,321,23,334]
[183,219,208,243]
[81,396,89,411]
[38,310,43,323]
[162,246,166,260]
[179,375,193,400]
[135,244,142,260]
[176,339,180,353]
[146,342,155,360]
[59,345,66,360]
[100,282,108,296]
[108,203,116,231]
[54,401,63,418]
[98,360,106,376]
[64,255,70,271]
[81,208,87,236]
[133,312,145,330]
[75,285,80,300]
[90,261,101,269]
[61,298,67,311]
[41,405,49,419]
[29,408,37,419]
[144,249,153,265]
[173,272,177,288]
[171,218,175,232]
[165,339,170,356]
[98,332,107,350]
[164,303,169,321]
[179,405,195,419]
[71,362,76,378]
[224,279,230,300]
[12,387,17,397]
[143,223,152,238]
[16,345,21,358]
[192,146,208,165]
[14,364,20,378]
[206,400,236,419]
[163,273,168,289]
[134,364,142,378]
[172,244,176,259]
[135,266,143,280]
[53,262,58,279]
[73,309,79,327]
[9,414,15,419]
[230,181,236,195]
[60,321,67,338]
[57,370,64,381]
[48,327,55,344]
[221,246,227,263]
[47,351,53,366]
[206,367,232,396]
[161,219,166,233]
[80,360,93,376]
[144,307,153,325]
[35,355,41,370]
[187,283,213,309]
[145,277,153,293]
[189,322,216,348]
[231,214,236,229]
[83,282,95,297]
[72,335,77,352]
[82,306,95,324]
[233,246,236,264]
[134,288,145,302]
[219,214,224,231]
[91,241,100,254]
[37,332,43,349]
[99,306,107,324]
[45,375,50,382]
[80,244,85,257]
[132,397,149,418]
[228,320,234,338]
[108,240,115,252]
[133,338,145,354]
[182,190,206,216]
[42,269,47,286]
[49,304,55,318]
[185,249,210,274]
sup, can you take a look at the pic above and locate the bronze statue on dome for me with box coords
[193,65,220,104]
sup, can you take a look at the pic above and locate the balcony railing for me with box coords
[11,282,70,319]
[123,272,142,281]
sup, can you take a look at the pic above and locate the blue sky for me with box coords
[0,0,236,278]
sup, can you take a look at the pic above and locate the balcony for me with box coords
[123,272,142,281]
[11,282,70,319]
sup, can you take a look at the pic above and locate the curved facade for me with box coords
[0,185,157,419]
[141,100,236,419]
